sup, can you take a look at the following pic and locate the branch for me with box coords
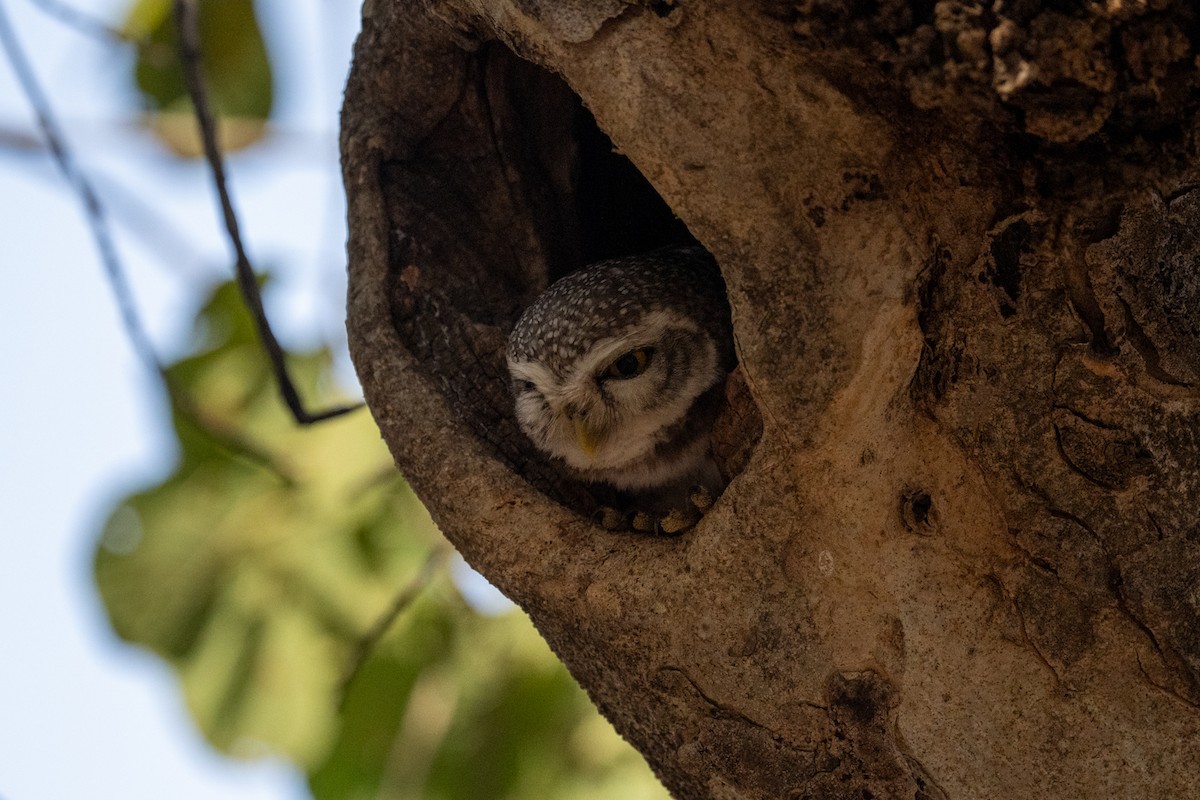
[0,120,40,150]
[27,0,175,70]
[2,140,217,281]
[339,546,451,701]
[27,0,126,44]
[0,0,293,482]
[172,0,361,425]
[27,0,175,68]
[27,0,133,41]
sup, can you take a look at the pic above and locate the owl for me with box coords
[506,245,735,532]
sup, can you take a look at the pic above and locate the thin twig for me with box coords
[0,120,41,150]
[26,0,173,64]
[340,547,451,702]
[1,1,150,366]
[0,0,293,483]
[27,0,134,43]
[172,0,361,425]
[29,0,124,42]
[3,146,217,281]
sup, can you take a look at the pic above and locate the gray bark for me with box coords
[342,1,1200,797]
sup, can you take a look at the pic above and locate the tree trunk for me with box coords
[341,1,1200,797]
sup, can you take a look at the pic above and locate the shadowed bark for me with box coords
[342,1,1200,797]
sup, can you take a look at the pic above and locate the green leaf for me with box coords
[122,0,274,154]
[95,278,438,764]
[94,278,669,797]
[312,597,671,800]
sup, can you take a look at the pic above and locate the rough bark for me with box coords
[341,1,1200,797]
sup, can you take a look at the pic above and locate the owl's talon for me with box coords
[593,506,628,531]
[631,511,657,533]
[657,506,700,535]
[594,503,705,535]
[689,484,715,512]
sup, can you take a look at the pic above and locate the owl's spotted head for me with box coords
[506,247,733,490]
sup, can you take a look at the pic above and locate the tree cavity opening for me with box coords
[378,40,760,522]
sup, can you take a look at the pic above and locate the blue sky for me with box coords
[0,1,362,797]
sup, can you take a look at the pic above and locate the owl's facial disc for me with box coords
[569,346,654,456]
[573,417,602,457]
[508,310,721,473]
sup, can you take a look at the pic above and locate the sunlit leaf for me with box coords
[94,279,669,797]
[312,593,669,800]
[95,279,437,764]
[122,0,273,154]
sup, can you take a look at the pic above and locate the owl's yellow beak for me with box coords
[573,418,603,458]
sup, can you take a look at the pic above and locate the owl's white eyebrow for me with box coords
[507,359,557,391]
[565,310,699,381]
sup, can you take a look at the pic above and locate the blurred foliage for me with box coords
[123,0,273,155]
[94,280,670,800]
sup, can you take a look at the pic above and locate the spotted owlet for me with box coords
[506,245,735,533]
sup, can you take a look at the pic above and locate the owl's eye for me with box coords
[602,347,654,380]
